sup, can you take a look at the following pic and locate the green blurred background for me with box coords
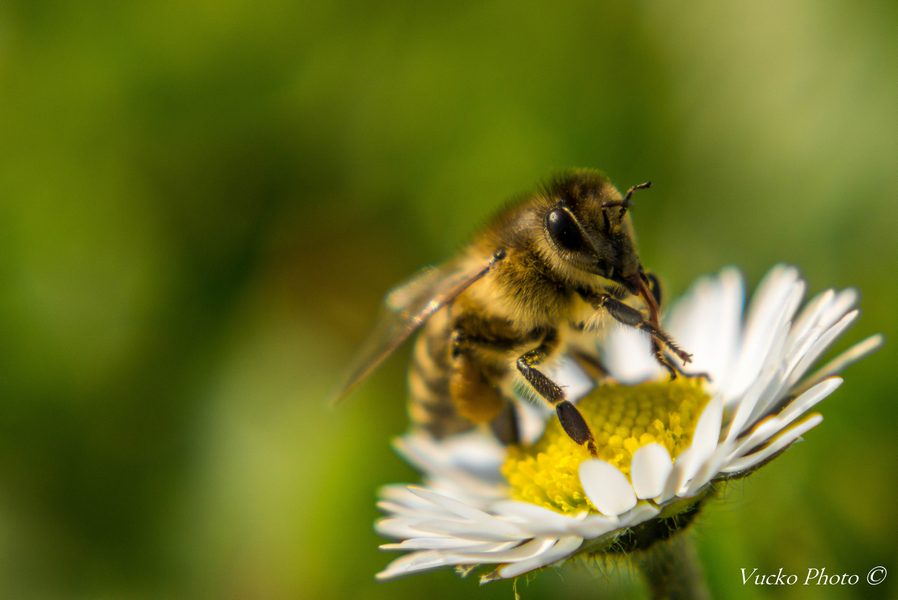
[0,1,895,598]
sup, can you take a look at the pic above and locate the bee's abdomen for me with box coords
[408,310,473,438]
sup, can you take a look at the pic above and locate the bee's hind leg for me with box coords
[489,400,520,446]
[516,330,598,456]
[555,402,598,457]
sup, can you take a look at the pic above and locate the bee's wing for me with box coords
[331,252,501,405]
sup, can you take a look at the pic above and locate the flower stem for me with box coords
[636,532,710,600]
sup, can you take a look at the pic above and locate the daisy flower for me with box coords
[375,265,881,585]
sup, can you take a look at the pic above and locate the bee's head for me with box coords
[540,170,653,297]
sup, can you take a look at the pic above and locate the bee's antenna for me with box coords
[603,181,652,218]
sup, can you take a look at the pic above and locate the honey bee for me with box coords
[336,169,694,455]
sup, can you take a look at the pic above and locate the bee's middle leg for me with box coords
[516,330,598,456]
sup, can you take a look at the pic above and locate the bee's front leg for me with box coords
[516,329,598,456]
[602,295,713,380]
[652,339,681,380]
[653,341,712,381]
[578,288,693,365]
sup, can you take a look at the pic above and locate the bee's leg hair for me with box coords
[516,330,598,456]
[515,329,564,402]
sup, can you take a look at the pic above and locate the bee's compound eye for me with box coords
[546,208,584,252]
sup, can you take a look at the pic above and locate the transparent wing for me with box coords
[331,251,503,405]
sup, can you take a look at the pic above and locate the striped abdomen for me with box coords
[407,309,473,438]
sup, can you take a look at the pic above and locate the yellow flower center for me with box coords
[502,378,711,514]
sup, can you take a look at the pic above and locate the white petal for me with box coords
[376,550,447,579]
[377,500,447,519]
[726,266,802,399]
[668,268,744,388]
[723,368,776,442]
[786,311,858,388]
[408,486,495,522]
[377,538,558,580]
[775,377,842,431]
[490,501,589,536]
[659,447,694,501]
[381,538,518,552]
[410,517,524,541]
[666,277,718,372]
[705,268,745,389]
[630,443,673,500]
[579,460,637,516]
[786,289,835,354]
[376,518,431,539]
[603,325,661,383]
[397,429,503,472]
[380,485,441,507]
[690,396,723,461]
[742,320,793,421]
[459,536,555,564]
[497,536,584,579]
[672,396,724,492]
[492,505,627,540]
[393,431,506,501]
[622,502,662,524]
[722,414,823,474]
[547,356,595,402]
[683,449,730,497]
[726,378,841,461]
[795,334,883,393]
[781,289,858,389]
[379,486,453,515]
[821,288,858,326]
[515,397,552,446]
[574,514,624,537]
